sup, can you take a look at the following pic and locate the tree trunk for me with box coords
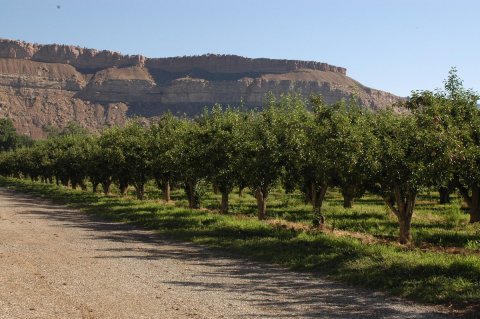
[398,213,413,245]
[470,206,480,223]
[384,186,416,244]
[220,191,229,214]
[238,187,243,197]
[92,182,99,193]
[438,186,451,204]
[102,179,112,195]
[458,184,480,223]
[185,180,200,209]
[119,184,127,195]
[119,179,128,196]
[155,175,171,202]
[213,184,219,195]
[304,182,313,205]
[135,183,145,200]
[470,185,480,223]
[342,185,356,208]
[255,188,267,220]
[311,182,328,226]
[163,180,171,202]
[79,180,87,191]
[343,195,354,209]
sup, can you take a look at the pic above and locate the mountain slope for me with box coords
[0,39,401,138]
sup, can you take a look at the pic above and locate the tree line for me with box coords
[0,118,33,151]
[0,69,478,244]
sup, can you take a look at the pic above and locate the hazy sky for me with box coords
[0,0,478,97]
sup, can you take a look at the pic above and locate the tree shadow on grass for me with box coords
[0,185,472,318]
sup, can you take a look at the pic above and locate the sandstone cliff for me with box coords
[0,39,401,138]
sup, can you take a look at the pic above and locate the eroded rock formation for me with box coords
[0,38,401,138]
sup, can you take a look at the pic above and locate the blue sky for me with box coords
[0,0,478,97]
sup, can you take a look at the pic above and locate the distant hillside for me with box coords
[0,38,401,138]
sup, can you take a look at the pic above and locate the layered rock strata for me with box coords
[0,39,401,138]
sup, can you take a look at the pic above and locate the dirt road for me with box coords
[0,187,454,318]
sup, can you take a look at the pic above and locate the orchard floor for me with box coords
[0,187,456,319]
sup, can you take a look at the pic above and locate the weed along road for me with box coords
[0,188,453,319]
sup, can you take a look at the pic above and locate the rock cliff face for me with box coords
[0,39,401,138]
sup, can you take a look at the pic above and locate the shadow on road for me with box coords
[0,187,456,319]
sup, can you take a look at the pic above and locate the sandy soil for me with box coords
[0,187,456,319]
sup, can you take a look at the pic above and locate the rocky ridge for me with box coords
[0,39,401,138]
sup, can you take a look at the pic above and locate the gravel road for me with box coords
[0,187,456,319]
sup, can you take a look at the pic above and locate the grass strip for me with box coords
[1,177,479,313]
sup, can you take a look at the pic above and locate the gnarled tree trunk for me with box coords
[398,212,413,245]
[79,179,87,191]
[119,178,129,196]
[155,175,171,202]
[218,184,232,214]
[438,186,451,204]
[92,181,99,193]
[469,185,480,223]
[134,183,145,200]
[341,184,356,208]
[185,179,200,209]
[310,182,328,226]
[304,182,313,205]
[458,184,480,223]
[102,178,112,195]
[220,191,229,214]
[383,186,416,244]
[255,187,268,220]
[163,180,171,202]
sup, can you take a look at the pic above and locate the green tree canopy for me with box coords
[197,105,243,213]
[0,118,19,151]
[148,113,187,202]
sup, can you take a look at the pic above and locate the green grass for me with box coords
[189,186,479,250]
[1,177,479,313]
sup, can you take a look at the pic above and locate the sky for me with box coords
[0,0,478,97]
